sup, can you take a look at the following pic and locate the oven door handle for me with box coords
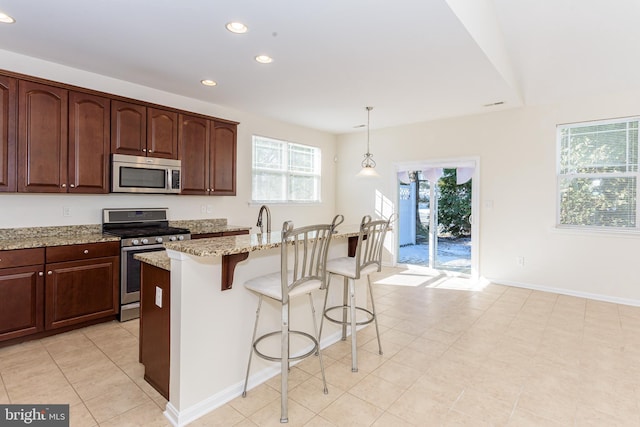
[121,244,165,253]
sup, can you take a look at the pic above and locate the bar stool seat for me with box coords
[320,215,391,373]
[245,272,323,300]
[242,215,343,424]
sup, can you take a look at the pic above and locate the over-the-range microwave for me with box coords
[111,154,181,194]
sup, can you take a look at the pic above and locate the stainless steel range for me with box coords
[102,208,190,321]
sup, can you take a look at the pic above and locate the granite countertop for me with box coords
[0,225,120,251]
[169,219,251,235]
[135,224,362,271]
[134,250,171,270]
[164,225,361,258]
[0,219,252,251]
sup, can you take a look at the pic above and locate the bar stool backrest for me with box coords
[280,215,344,304]
[354,215,391,279]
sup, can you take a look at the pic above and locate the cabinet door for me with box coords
[111,100,146,156]
[178,114,209,195]
[18,81,68,193]
[0,265,44,342]
[148,108,177,159]
[69,92,110,193]
[210,121,237,195]
[45,256,119,330]
[0,76,16,192]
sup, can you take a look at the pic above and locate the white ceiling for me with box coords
[0,0,639,134]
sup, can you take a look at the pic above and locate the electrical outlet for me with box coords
[155,286,163,308]
[516,256,525,267]
[206,205,213,214]
[200,205,206,214]
[63,207,71,217]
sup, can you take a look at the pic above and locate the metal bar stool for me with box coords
[319,215,391,372]
[242,215,344,423]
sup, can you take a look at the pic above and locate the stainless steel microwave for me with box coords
[111,154,181,194]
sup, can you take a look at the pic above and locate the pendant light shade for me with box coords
[357,106,379,177]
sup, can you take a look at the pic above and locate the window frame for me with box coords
[556,116,640,232]
[251,135,322,204]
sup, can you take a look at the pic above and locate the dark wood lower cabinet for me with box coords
[45,256,119,330]
[140,263,170,399]
[0,264,44,341]
[0,243,119,345]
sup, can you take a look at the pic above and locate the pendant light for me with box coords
[357,106,380,177]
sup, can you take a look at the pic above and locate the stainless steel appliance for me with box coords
[111,154,182,194]
[102,208,190,321]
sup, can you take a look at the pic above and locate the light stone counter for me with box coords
[135,226,360,274]
[163,226,361,257]
[134,250,170,271]
[169,219,251,235]
[0,224,119,250]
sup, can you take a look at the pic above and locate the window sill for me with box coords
[552,225,640,239]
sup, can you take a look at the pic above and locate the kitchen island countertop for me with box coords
[163,226,361,258]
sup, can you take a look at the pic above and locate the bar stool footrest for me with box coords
[253,330,319,362]
[323,305,376,327]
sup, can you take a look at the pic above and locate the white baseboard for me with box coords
[487,277,640,307]
[163,329,347,427]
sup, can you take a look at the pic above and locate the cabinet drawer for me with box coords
[0,248,45,269]
[46,241,120,263]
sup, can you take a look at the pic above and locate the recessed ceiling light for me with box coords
[226,22,247,34]
[0,12,15,24]
[255,55,273,64]
[201,79,217,87]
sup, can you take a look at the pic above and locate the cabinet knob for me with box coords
[70,184,75,188]
[148,150,153,153]
[61,184,66,188]
[39,272,44,277]
[142,148,147,152]
[83,249,89,254]
[47,271,53,275]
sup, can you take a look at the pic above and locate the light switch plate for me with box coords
[155,286,163,308]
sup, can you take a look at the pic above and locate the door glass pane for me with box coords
[398,168,472,274]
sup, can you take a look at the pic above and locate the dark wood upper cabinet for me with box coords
[0,76,16,192]
[211,121,237,195]
[178,114,209,195]
[68,92,110,193]
[1,70,237,194]
[111,100,146,156]
[179,115,237,195]
[18,81,68,193]
[111,101,177,159]
[148,108,178,159]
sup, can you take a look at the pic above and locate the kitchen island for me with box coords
[137,227,363,426]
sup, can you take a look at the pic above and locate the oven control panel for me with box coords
[122,234,190,247]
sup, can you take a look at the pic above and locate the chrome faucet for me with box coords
[256,205,271,234]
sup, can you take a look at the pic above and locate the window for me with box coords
[557,117,639,229]
[252,135,321,203]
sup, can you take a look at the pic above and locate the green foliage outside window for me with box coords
[438,169,472,237]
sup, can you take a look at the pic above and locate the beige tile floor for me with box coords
[2,266,640,426]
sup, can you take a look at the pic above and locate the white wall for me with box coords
[0,50,337,231]
[336,92,640,304]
